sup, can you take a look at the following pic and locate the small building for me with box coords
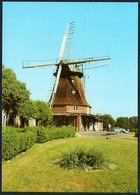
[2,110,36,127]
[94,122,103,131]
[28,117,36,127]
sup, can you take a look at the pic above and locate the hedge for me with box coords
[2,127,20,160]
[2,127,37,160]
[2,126,76,160]
[36,126,76,143]
[18,131,37,152]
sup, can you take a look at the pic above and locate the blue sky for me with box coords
[2,2,138,119]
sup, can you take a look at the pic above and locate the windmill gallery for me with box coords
[21,22,111,131]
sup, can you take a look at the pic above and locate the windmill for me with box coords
[23,22,111,131]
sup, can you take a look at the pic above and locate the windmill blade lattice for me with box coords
[64,21,75,59]
[22,59,58,69]
[22,21,111,109]
[59,21,75,60]
[50,22,75,108]
[76,56,111,72]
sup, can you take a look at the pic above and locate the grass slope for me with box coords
[2,136,138,192]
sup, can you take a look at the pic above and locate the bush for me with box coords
[36,126,76,143]
[2,127,20,160]
[23,126,35,132]
[2,126,76,160]
[18,130,37,152]
[59,147,104,170]
[36,128,47,143]
[2,127,37,160]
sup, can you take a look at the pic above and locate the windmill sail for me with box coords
[22,21,111,110]
[22,59,58,69]
[22,21,111,131]
[50,22,75,108]
[59,21,75,60]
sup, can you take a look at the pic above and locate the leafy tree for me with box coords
[18,100,36,127]
[115,116,138,132]
[99,114,115,131]
[2,66,30,125]
[2,66,53,127]
[33,100,53,126]
[128,116,138,131]
[115,117,129,130]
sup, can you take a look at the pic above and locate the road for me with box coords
[77,130,137,140]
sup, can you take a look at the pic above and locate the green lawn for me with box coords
[2,136,138,192]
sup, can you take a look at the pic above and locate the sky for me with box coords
[2,2,138,119]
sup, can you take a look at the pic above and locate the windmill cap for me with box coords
[54,64,83,78]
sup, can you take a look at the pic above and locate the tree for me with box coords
[99,114,115,131]
[115,117,129,130]
[18,100,36,127]
[33,100,53,126]
[115,116,138,132]
[129,116,138,131]
[2,66,30,125]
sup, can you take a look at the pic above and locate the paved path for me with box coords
[77,130,137,140]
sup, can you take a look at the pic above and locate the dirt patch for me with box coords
[108,163,117,170]
[83,163,118,172]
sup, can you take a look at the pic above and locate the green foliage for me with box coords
[115,117,129,129]
[36,126,76,143]
[59,147,104,170]
[18,99,53,127]
[2,137,137,192]
[2,66,53,127]
[18,131,37,152]
[98,114,138,132]
[2,126,76,160]
[2,127,37,160]
[128,116,138,132]
[18,100,36,127]
[99,114,115,130]
[36,126,47,143]
[33,100,53,126]
[115,116,138,132]
[2,127,20,160]
[2,66,30,124]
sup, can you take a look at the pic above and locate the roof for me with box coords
[53,66,91,107]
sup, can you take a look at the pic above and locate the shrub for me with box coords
[36,128,47,143]
[2,127,37,160]
[59,147,104,170]
[18,130,37,152]
[23,126,34,132]
[36,126,76,143]
[2,127,20,160]
[18,133,27,152]
[86,149,104,169]
[2,126,76,160]
[15,128,24,132]
[61,126,76,138]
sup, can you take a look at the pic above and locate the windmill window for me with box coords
[71,89,76,94]
[74,105,78,110]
